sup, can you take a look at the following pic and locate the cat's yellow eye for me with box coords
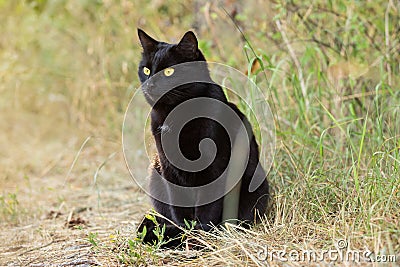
[164,67,174,77]
[143,67,150,76]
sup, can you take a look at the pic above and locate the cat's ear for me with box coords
[138,28,158,53]
[176,31,198,58]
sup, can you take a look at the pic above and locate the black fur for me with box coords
[136,29,269,248]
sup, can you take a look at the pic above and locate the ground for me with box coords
[1,1,399,266]
[0,109,149,265]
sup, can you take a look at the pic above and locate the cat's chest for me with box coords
[152,121,204,143]
[157,124,171,134]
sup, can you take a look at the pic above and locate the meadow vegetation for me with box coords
[0,0,399,265]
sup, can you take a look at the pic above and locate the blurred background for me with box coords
[0,0,399,264]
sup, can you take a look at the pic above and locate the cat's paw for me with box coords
[137,216,158,245]
[137,215,186,248]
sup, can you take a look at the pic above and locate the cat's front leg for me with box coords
[194,199,223,231]
[137,166,185,247]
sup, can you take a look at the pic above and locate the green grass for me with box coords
[0,193,24,223]
[1,0,399,265]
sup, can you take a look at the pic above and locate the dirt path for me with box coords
[0,110,150,265]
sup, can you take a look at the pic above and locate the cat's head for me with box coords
[137,29,211,106]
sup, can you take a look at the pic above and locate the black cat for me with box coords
[136,29,269,247]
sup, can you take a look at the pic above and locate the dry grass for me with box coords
[1,0,399,266]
